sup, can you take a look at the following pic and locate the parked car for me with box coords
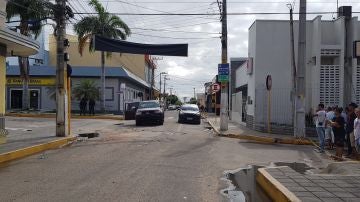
[124,102,139,120]
[168,105,176,110]
[135,100,164,126]
[178,104,201,124]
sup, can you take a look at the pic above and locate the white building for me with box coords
[233,9,360,134]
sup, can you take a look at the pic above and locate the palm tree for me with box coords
[6,0,51,110]
[74,0,131,113]
[72,80,100,101]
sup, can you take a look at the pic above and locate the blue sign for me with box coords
[218,63,229,82]
[218,63,229,75]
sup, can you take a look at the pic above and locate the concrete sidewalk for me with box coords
[257,162,360,201]
[206,114,313,145]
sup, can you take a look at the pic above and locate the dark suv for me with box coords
[135,100,164,126]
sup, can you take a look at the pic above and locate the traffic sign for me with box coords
[212,83,220,93]
[218,63,229,82]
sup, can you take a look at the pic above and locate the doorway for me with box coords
[10,90,22,109]
[10,89,40,110]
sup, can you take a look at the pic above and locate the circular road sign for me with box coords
[213,83,220,93]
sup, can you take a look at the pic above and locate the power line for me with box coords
[98,0,360,3]
[131,27,219,34]
[74,11,360,15]
[132,33,219,39]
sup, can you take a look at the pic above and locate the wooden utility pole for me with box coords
[220,0,228,131]
[55,0,68,137]
[295,0,306,137]
[288,4,297,136]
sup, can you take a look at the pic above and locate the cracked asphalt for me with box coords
[0,111,330,202]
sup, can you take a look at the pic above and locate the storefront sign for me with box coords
[6,77,56,86]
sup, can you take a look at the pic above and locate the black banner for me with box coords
[94,35,188,57]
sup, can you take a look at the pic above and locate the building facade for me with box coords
[234,12,360,135]
[6,34,156,114]
[0,0,40,137]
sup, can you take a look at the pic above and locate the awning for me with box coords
[94,35,188,57]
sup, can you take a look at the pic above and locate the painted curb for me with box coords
[256,167,301,202]
[0,136,77,164]
[207,119,313,145]
[6,113,123,120]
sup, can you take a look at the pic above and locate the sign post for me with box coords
[218,63,229,131]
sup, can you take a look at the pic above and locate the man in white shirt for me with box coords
[313,103,327,153]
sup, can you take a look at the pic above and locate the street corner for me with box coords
[0,136,76,165]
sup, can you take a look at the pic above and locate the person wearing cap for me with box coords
[346,102,358,158]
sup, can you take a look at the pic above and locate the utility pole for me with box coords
[55,0,68,137]
[159,72,167,101]
[294,0,306,137]
[220,0,228,131]
[193,88,196,99]
[163,75,169,107]
[288,4,297,136]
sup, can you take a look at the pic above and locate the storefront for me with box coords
[6,65,152,113]
[6,77,55,110]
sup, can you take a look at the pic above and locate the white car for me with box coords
[168,105,176,110]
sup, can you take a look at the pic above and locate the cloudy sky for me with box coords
[68,0,360,100]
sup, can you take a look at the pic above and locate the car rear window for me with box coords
[181,106,199,111]
[138,102,160,109]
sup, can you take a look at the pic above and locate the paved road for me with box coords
[0,111,330,202]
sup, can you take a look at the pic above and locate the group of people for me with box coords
[314,102,360,161]
[79,97,96,116]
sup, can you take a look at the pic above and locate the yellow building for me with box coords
[0,0,40,140]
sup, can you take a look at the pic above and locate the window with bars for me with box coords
[355,66,360,104]
[320,65,340,107]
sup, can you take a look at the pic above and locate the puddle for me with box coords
[222,162,313,202]
[272,162,313,174]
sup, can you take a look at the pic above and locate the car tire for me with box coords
[196,120,201,125]
[178,119,182,123]
[136,120,141,126]
[160,120,164,125]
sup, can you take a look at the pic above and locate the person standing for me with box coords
[354,107,360,158]
[329,107,346,161]
[79,97,87,116]
[346,103,358,158]
[89,99,95,115]
[313,103,327,153]
[325,107,335,149]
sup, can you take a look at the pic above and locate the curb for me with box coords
[207,120,313,145]
[256,167,301,202]
[6,113,123,121]
[0,136,77,165]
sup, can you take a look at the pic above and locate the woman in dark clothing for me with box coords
[329,108,346,161]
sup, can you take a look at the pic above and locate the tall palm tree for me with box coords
[6,0,51,110]
[74,0,131,113]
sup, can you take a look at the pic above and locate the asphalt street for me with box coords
[0,111,330,202]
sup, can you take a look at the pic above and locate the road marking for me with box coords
[167,117,174,119]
